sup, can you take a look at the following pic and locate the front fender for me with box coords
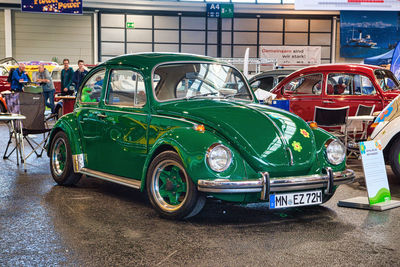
[46,113,83,157]
[140,127,252,191]
[312,127,346,172]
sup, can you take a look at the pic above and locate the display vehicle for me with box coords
[370,95,400,178]
[249,69,295,92]
[47,53,355,219]
[271,64,400,121]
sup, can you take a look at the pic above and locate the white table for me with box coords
[347,115,375,140]
[0,113,26,171]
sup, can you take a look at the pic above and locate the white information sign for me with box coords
[295,0,400,11]
[359,140,391,205]
[260,46,321,66]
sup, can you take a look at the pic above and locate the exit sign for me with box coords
[206,3,234,18]
[126,22,135,29]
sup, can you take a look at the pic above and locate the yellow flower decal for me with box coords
[292,141,302,152]
[300,129,310,138]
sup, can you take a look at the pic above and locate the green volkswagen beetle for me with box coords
[47,53,355,219]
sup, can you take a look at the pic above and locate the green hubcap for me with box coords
[152,160,189,212]
[52,138,67,176]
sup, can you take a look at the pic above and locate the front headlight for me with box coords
[325,139,346,165]
[206,144,232,172]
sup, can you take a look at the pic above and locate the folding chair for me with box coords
[3,92,23,163]
[347,104,375,158]
[18,92,53,161]
[314,106,350,148]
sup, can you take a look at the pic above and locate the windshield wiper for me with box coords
[186,92,218,100]
[224,93,249,99]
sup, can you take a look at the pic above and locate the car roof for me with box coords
[291,63,382,74]
[249,69,296,81]
[101,53,220,70]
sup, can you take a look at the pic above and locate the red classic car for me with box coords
[271,64,400,121]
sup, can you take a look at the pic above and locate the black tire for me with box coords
[146,151,205,220]
[389,138,400,178]
[49,131,82,186]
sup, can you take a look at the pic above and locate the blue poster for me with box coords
[21,0,82,14]
[340,11,400,58]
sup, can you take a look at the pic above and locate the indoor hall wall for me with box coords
[12,11,93,64]
[334,19,362,64]
[0,10,5,59]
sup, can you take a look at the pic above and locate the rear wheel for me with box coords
[50,131,82,186]
[389,138,400,178]
[146,151,205,219]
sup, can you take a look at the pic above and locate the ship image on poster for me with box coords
[340,11,400,58]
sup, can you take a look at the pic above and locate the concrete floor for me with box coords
[1,123,400,266]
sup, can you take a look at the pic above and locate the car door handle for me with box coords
[323,100,335,104]
[97,113,107,119]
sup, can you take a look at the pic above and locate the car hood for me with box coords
[155,99,318,175]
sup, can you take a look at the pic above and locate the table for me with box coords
[0,113,26,171]
[347,115,375,140]
[56,95,76,115]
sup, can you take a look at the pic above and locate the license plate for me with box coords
[269,190,322,209]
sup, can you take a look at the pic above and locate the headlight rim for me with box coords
[206,143,233,173]
[324,138,346,165]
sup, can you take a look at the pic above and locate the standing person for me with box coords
[72,59,88,92]
[60,58,74,95]
[37,64,56,113]
[11,63,29,92]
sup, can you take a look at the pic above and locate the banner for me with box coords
[260,46,321,66]
[340,11,400,58]
[295,0,400,11]
[21,0,82,14]
[390,42,400,80]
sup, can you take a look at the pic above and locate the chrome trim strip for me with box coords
[197,169,355,194]
[72,154,85,173]
[80,168,141,189]
[76,107,148,116]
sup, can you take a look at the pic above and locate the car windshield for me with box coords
[154,63,252,101]
[374,69,400,91]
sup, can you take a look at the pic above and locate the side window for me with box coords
[283,74,322,95]
[79,69,106,104]
[326,73,353,95]
[257,77,274,91]
[354,75,376,95]
[106,69,146,107]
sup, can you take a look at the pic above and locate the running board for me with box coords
[80,168,141,189]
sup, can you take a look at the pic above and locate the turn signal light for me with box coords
[370,122,379,128]
[194,124,205,132]
[309,121,318,129]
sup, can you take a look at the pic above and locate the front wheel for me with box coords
[146,151,205,219]
[389,138,400,178]
[50,131,82,186]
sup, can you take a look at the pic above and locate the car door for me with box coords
[322,72,383,115]
[281,73,324,121]
[76,68,108,171]
[98,68,149,179]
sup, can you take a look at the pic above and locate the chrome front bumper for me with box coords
[197,168,355,200]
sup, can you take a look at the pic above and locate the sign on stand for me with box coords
[338,140,400,211]
[359,140,391,205]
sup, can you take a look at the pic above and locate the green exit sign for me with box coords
[126,22,135,29]
[221,4,234,18]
